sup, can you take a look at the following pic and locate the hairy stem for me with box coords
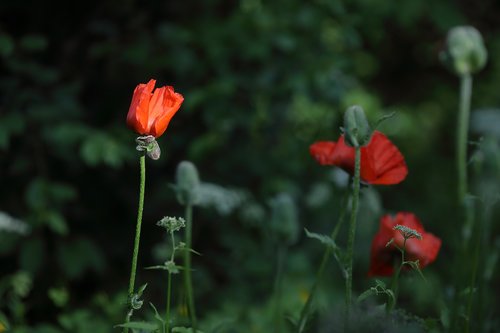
[387,238,407,312]
[184,204,197,329]
[457,74,472,205]
[165,230,176,332]
[124,154,146,333]
[345,147,361,314]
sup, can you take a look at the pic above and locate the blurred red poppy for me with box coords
[309,131,408,185]
[368,212,441,277]
[126,79,184,138]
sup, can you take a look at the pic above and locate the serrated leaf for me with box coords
[357,288,376,303]
[304,228,338,249]
[374,279,386,288]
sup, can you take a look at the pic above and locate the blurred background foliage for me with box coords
[0,0,499,332]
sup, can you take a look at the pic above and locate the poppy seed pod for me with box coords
[175,161,200,205]
[343,105,371,148]
[442,26,487,76]
[270,193,299,246]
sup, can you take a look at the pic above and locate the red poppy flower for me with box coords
[126,79,184,138]
[309,131,408,185]
[368,212,441,277]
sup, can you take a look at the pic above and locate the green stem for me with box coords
[457,74,472,205]
[166,273,172,332]
[166,230,176,332]
[345,147,361,313]
[273,246,287,333]
[387,238,407,313]
[450,74,473,333]
[184,204,197,330]
[124,154,146,333]
[296,191,348,333]
[465,210,482,333]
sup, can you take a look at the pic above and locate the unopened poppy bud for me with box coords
[175,161,200,205]
[441,26,487,76]
[343,105,371,147]
[135,135,161,160]
[270,193,299,246]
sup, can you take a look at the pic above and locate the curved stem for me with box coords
[184,204,197,330]
[345,147,361,315]
[296,191,348,333]
[124,154,146,333]
[457,74,472,205]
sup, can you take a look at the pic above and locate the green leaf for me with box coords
[150,302,165,324]
[357,288,376,303]
[45,211,69,235]
[374,279,386,288]
[137,283,148,296]
[19,238,45,274]
[172,327,205,333]
[115,321,158,331]
[304,228,338,249]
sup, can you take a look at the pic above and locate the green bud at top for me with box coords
[270,193,299,246]
[441,26,487,76]
[343,105,371,147]
[175,161,200,206]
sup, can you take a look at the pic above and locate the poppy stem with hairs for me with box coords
[184,203,197,329]
[345,146,361,317]
[386,238,407,313]
[165,228,177,332]
[124,154,146,333]
[457,73,472,205]
[296,190,349,333]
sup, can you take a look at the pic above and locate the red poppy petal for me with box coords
[368,216,396,276]
[407,232,441,268]
[309,141,337,165]
[150,89,184,138]
[127,79,156,134]
[331,135,356,173]
[361,131,408,185]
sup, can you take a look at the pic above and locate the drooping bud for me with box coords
[135,135,161,160]
[270,193,299,246]
[343,105,371,147]
[441,26,487,76]
[175,161,200,205]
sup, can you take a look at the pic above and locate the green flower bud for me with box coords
[343,105,371,147]
[175,161,200,205]
[441,26,487,76]
[270,193,299,246]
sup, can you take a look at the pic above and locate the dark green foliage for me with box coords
[0,0,499,332]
